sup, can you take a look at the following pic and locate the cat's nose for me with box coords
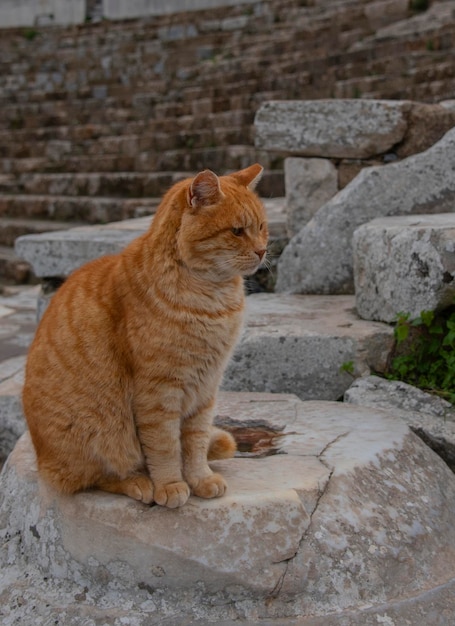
[255,249,267,260]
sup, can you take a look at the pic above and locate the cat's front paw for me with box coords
[190,473,227,499]
[154,481,190,508]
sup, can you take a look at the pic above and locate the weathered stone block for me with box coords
[354,214,455,322]
[2,394,455,624]
[15,218,152,278]
[255,99,409,158]
[276,127,455,294]
[285,157,338,237]
[223,294,394,400]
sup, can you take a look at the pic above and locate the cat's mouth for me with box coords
[246,258,266,275]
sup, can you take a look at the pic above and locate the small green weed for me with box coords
[387,304,455,404]
[23,28,39,41]
[340,360,355,376]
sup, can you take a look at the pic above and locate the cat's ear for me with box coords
[187,169,223,211]
[230,163,264,190]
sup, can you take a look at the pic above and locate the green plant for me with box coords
[340,360,355,376]
[387,304,455,403]
[23,28,39,41]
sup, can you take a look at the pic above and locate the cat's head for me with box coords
[176,164,269,281]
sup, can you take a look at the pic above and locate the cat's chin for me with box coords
[244,261,264,276]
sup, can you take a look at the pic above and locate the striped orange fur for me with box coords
[22,164,268,508]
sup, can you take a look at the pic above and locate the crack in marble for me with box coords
[266,431,351,600]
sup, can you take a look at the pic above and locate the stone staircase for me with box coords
[1,0,455,281]
[2,94,455,621]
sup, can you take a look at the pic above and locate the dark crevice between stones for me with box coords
[411,427,455,473]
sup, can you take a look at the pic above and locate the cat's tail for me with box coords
[208,427,237,460]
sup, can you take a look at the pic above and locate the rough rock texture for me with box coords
[345,375,455,471]
[2,393,455,625]
[284,157,338,237]
[354,213,455,322]
[275,127,455,294]
[354,0,455,48]
[255,99,409,158]
[15,217,153,278]
[0,356,25,464]
[394,102,455,158]
[223,294,394,400]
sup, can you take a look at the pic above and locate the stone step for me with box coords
[0,193,160,223]
[224,293,394,400]
[0,115,255,159]
[0,246,36,285]
[0,145,283,184]
[0,155,136,175]
[1,388,455,623]
[0,218,76,284]
[0,216,84,247]
[10,171,191,197]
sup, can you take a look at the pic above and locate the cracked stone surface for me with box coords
[2,392,455,625]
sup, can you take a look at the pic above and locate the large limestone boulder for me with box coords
[2,392,455,624]
[276,127,455,294]
[354,213,455,322]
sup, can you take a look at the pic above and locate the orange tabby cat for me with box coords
[22,164,268,508]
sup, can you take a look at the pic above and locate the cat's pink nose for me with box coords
[255,249,266,260]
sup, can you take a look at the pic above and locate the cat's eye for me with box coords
[231,227,244,236]
[259,223,264,231]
